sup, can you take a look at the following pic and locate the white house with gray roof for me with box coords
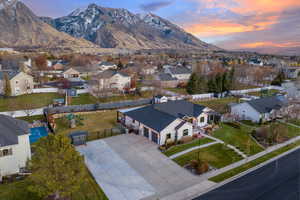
[165,66,192,80]
[118,100,216,145]
[231,96,287,122]
[0,115,31,179]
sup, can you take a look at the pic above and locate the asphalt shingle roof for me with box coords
[0,115,29,147]
[247,96,287,114]
[124,100,206,132]
[169,67,192,75]
[158,73,177,81]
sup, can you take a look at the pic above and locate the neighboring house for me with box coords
[155,73,179,88]
[0,115,31,178]
[91,70,131,91]
[231,96,288,122]
[98,62,117,71]
[141,65,157,75]
[283,67,300,79]
[282,81,300,99]
[118,100,216,145]
[0,71,34,96]
[249,58,264,66]
[63,68,81,79]
[165,66,192,80]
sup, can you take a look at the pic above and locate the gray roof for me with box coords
[247,96,287,114]
[97,70,129,78]
[0,71,19,80]
[0,115,29,147]
[169,67,192,75]
[124,100,206,132]
[158,73,177,81]
[99,61,115,66]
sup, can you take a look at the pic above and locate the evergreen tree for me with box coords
[186,73,199,94]
[207,78,217,93]
[271,71,285,86]
[28,134,86,199]
[3,72,11,96]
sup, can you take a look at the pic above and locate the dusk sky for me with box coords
[22,0,300,50]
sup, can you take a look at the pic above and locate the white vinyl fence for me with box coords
[0,108,44,118]
[32,88,58,93]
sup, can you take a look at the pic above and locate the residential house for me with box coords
[118,100,216,145]
[0,71,34,96]
[165,66,192,81]
[63,68,81,79]
[98,61,117,71]
[283,67,300,79]
[231,96,288,122]
[90,70,131,92]
[141,65,157,75]
[155,73,179,88]
[282,81,300,99]
[0,115,31,179]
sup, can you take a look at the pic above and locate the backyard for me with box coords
[173,143,242,169]
[70,91,153,105]
[246,89,281,97]
[0,93,64,111]
[212,123,264,156]
[165,87,188,95]
[55,110,118,140]
[194,97,240,114]
[0,168,108,200]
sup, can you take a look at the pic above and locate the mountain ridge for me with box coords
[41,3,219,51]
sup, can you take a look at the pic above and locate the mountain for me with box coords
[0,0,95,49]
[41,4,218,50]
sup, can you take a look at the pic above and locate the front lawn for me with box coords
[55,111,118,139]
[195,97,239,114]
[164,138,214,157]
[247,89,280,97]
[0,93,64,111]
[212,123,264,156]
[71,91,153,105]
[209,140,300,183]
[288,119,300,127]
[17,115,45,123]
[0,168,108,200]
[173,144,242,169]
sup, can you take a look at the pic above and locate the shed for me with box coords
[69,131,88,146]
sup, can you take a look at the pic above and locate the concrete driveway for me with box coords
[77,134,208,200]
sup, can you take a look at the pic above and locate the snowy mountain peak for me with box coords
[0,0,18,10]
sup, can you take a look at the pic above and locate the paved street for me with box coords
[195,149,300,200]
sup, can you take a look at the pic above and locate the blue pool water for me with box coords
[29,127,48,144]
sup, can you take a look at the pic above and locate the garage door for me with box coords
[144,127,149,138]
[151,132,158,144]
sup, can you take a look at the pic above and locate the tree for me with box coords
[271,71,285,86]
[3,72,11,96]
[186,73,199,94]
[117,61,124,69]
[28,134,86,200]
[34,55,48,70]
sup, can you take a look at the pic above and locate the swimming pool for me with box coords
[29,127,48,144]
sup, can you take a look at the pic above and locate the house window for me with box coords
[15,81,18,84]
[200,117,205,123]
[0,148,13,157]
[166,133,171,139]
[183,129,189,136]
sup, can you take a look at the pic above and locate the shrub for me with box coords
[166,139,175,148]
[179,136,193,144]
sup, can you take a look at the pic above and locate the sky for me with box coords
[22,0,300,50]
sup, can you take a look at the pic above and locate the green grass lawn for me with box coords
[173,144,242,169]
[71,91,153,105]
[0,168,108,200]
[212,123,264,156]
[164,138,214,157]
[0,93,64,111]
[288,119,300,127]
[55,111,118,139]
[247,89,280,97]
[17,115,45,123]
[194,97,239,114]
[283,122,300,138]
[165,88,188,95]
[209,140,300,183]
